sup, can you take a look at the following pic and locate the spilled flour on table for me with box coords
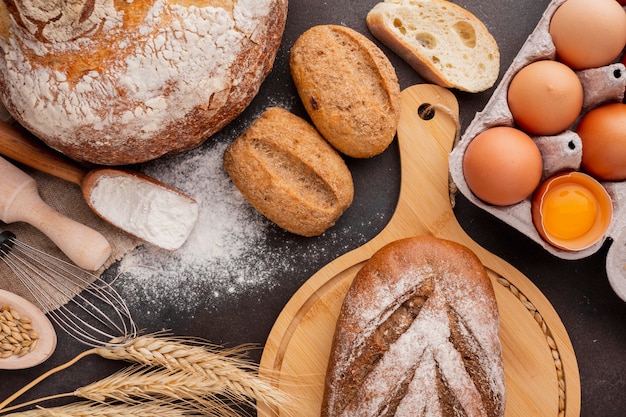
[112,136,372,319]
[113,139,282,315]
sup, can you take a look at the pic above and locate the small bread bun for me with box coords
[322,236,505,417]
[290,25,401,158]
[0,0,287,165]
[223,107,354,237]
[367,0,500,93]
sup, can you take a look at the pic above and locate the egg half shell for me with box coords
[531,171,612,251]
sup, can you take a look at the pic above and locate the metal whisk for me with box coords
[0,231,137,347]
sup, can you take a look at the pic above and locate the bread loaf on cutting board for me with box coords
[223,107,354,237]
[290,24,401,158]
[0,0,287,165]
[322,236,505,417]
[366,0,500,93]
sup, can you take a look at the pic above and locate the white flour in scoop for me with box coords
[89,174,199,251]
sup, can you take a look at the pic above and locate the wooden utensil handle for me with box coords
[18,193,112,271]
[0,121,87,185]
[0,157,111,271]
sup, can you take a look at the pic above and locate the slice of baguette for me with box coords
[366,0,500,92]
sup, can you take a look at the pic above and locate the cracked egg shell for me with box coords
[531,171,612,251]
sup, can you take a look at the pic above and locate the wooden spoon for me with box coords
[0,121,198,250]
[258,85,580,417]
[0,156,111,271]
[0,289,57,370]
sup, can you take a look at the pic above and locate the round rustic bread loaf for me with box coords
[0,0,287,165]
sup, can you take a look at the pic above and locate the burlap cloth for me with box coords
[0,109,142,312]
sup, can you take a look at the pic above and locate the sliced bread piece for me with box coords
[367,0,500,92]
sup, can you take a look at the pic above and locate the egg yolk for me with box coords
[541,184,597,240]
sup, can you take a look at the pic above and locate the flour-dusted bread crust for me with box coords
[223,107,354,237]
[290,25,401,158]
[366,0,500,93]
[322,236,505,417]
[0,0,287,165]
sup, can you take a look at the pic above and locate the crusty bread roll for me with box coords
[322,236,505,417]
[366,0,500,93]
[0,0,287,165]
[223,107,354,237]
[290,25,401,158]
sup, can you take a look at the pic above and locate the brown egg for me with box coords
[507,60,583,136]
[549,0,626,70]
[577,102,626,180]
[463,126,543,206]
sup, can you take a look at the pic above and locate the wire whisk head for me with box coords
[0,231,137,347]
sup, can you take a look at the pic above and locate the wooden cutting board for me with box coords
[258,84,580,417]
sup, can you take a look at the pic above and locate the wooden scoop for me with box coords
[258,85,581,417]
[0,156,111,271]
[0,121,198,250]
[0,289,57,370]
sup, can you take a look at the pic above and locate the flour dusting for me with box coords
[113,140,280,313]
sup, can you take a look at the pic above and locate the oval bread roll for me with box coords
[0,0,287,165]
[290,25,401,158]
[322,236,505,417]
[223,107,354,237]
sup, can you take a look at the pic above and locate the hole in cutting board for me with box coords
[418,103,436,120]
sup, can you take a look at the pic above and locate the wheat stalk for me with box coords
[94,335,287,408]
[75,365,242,415]
[0,334,291,416]
[2,401,204,416]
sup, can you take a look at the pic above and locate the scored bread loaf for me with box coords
[366,0,500,93]
[223,107,354,237]
[322,236,505,417]
[290,25,401,158]
[0,0,287,165]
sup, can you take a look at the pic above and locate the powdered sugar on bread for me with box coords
[0,0,286,165]
[322,236,505,417]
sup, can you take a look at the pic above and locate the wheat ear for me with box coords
[1,401,204,416]
[0,335,291,415]
[95,335,288,408]
[74,366,242,416]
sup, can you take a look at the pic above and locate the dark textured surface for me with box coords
[1,1,624,416]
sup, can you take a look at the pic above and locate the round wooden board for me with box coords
[259,85,580,417]
[260,261,574,416]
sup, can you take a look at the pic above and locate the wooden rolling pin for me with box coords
[0,121,199,250]
[0,156,111,271]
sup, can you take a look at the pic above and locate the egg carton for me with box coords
[449,0,626,301]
